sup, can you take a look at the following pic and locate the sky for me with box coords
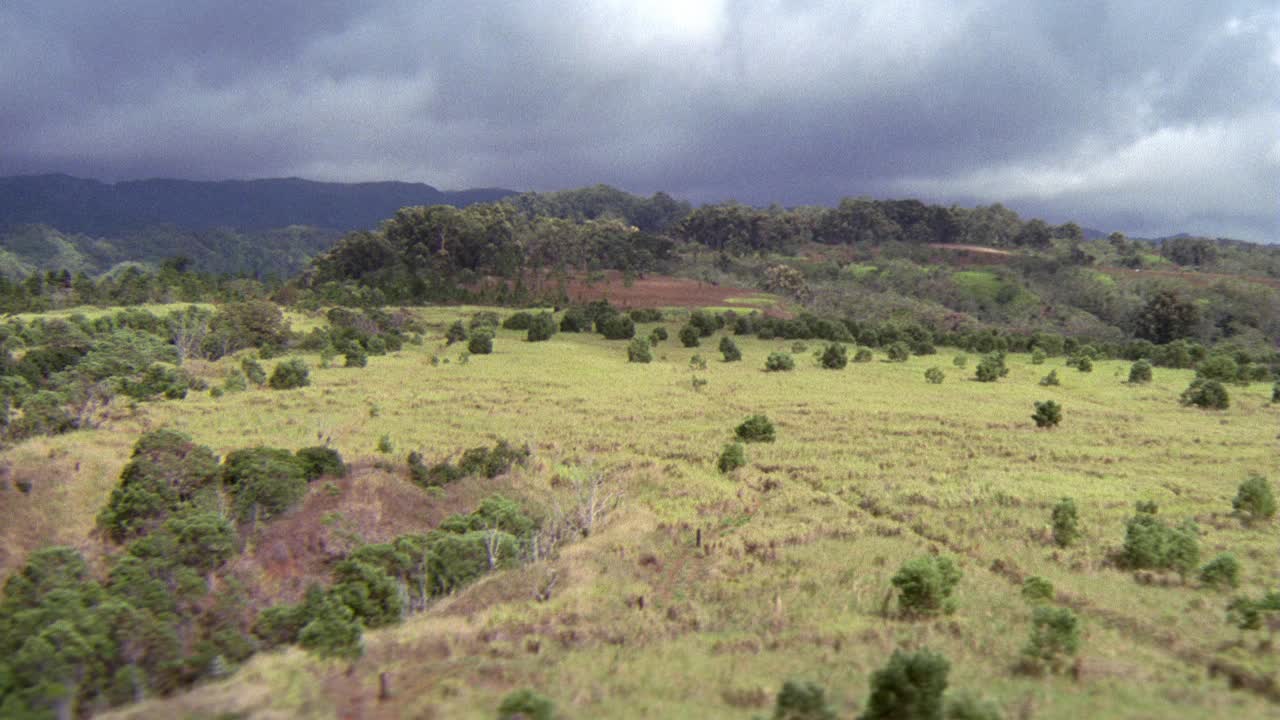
[1,1,1277,241]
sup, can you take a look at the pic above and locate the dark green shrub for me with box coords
[468,331,494,355]
[772,680,836,720]
[629,308,663,323]
[1233,474,1276,522]
[450,319,471,345]
[1020,606,1080,674]
[344,347,368,368]
[924,367,945,384]
[296,446,346,481]
[627,338,652,363]
[223,368,248,392]
[526,313,556,342]
[298,595,363,660]
[689,309,719,337]
[885,342,910,362]
[1199,553,1241,590]
[1051,498,1079,548]
[331,559,404,628]
[820,343,847,370]
[861,649,950,720]
[854,347,873,363]
[679,324,701,348]
[377,434,394,454]
[720,336,742,362]
[765,352,795,372]
[1128,360,1153,384]
[945,693,1003,720]
[559,307,589,332]
[502,312,534,330]
[717,442,746,473]
[268,358,310,390]
[469,312,501,331]
[735,414,776,443]
[241,357,267,386]
[223,447,308,523]
[1073,355,1093,373]
[891,555,961,617]
[598,314,636,340]
[365,336,387,356]
[1031,400,1062,428]
[1180,378,1229,409]
[1030,348,1046,365]
[1272,382,1280,403]
[254,586,327,649]
[98,429,221,542]
[974,352,1007,382]
[1196,354,1238,382]
[1021,576,1054,604]
[649,326,669,343]
[1122,506,1200,579]
[1039,369,1059,386]
[498,688,556,720]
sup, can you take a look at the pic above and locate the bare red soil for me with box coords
[561,271,772,310]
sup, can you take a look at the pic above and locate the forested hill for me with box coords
[0,174,516,234]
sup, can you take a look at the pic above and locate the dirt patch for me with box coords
[563,271,780,312]
[927,243,1016,266]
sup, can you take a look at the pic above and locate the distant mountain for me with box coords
[0,174,517,234]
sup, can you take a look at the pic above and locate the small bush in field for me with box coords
[891,555,961,617]
[819,343,847,369]
[720,336,742,362]
[1031,400,1062,428]
[735,414,775,443]
[765,352,794,372]
[924,367,945,384]
[627,338,652,363]
[468,331,493,355]
[717,442,746,473]
[268,358,310,390]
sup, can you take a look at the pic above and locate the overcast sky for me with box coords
[2,1,1276,241]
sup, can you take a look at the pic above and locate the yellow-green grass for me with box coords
[2,306,1277,718]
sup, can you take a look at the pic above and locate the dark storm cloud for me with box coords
[1,0,1276,240]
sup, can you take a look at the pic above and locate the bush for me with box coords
[1128,359,1153,384]
[717,442,746,473]
[1051,498,1079,547]
[526,313,556,342]
[1031,400,1062,428]
[765,352,795,372]
[468,331,494,355]
[1180,378,1229,409]
[502,312,533,330]
[1199,553,1241,590]
[771,680,836,720]
[627,338,652,363]
[945,693,1003,720]
[861,649,950,720]
[469,311,501,330]
[1233,474,1276,523]
[296,446,346,481]
[450,317,471,343]
[629,308,663,323]
[1073,355,1093,373]
[649,326,669,343]
[1039,369,1059,386]
[1196,354,1238,382]
[1030,348,1046,365]
[735,414,776,443]
[689,309,719,337]
[224,447,308,523]
[298,595,363,661]
[241,357,267,386]
[1122,506,1200,579]
[679,324,701,348]
[854,347,873,363]
[498,688,556,720]
[1273,382,1280,403]
[598,314,636,340]
[924,367,945,384]
[1022,576,1054,604]
[820,343,847,370]
[974,352,1007,382]
[559,307,589,332]
[720,336,742,362]
[1020,606,1080,674]
[953,353,969,368]
[344,347,368,368]
[885,342,910,362]
[268,358,310,390]
[891,555,961,617]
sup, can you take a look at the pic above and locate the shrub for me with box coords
[450,319,471,345]
[974,352,1007,382]
[1021,576,1054,604]
[717,442,746,473]
[1199,553,1241,590]
[945,693,1003,720]
[891,555,961,617]
[735,414,776,443]
[953,353,969,368]
[268,358,310,390]
[502,312,533,330]
[1039,369,1059,386]
[679,324,701,348]
[861,649,950,720]
[1180,378,1229,409]
[1128,359,1153,384]
[296,446,346,481]
[1196,354,1238,382]
[1233,474,1276,523]
[498,688,556,720]
[331,558,404,627]
[1031,400,1062,428]
[765,352,795,372]
[820,343,847,370]
[720,336,742,362]
[1273,382,1280,403]
[1020,606,1081,674]
[771,680,836,720]
[924,367,945,384]
[627,338,652,363]
[1073,355,1093,373]
[885,342,910,362]
[853,347,873,363]
[1122,507,1200,579]
[598,314,636,340]
[468,331,493,355]
[629,308,663,323]
[526,313,556,342]
[298,595,363,661]
[689,354,707,370]
[559,307,589,332]
[241,357,267,386]
[689,309,719,337]
[344,347,368,368]
[223,368,248,392]
[224,447,308,523]
[1051,498,1079,548]
[469,311,501,330]
[649,326,669,343]
[1030,348,1046,365]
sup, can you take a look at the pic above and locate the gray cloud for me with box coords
[1,0,1276,240]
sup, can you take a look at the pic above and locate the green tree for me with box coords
[223,447,308,525]
[1233,475,1276,523]
[679,324,701,348]
[820,343,848,370]
[268,358,310,390]
[772,680,837,720]
[1128,360,1153,384]
[717,442,746,473]
[719,336,742,362]
[468,330,494,355]
[1180,378,1229,409]
[735,415,776,443]
[765,352,795,372]
[1031,400,1062,428]
[1134,290,1198,344]
[626,337,652,363]
[892,556,962,617]
[526,313,556,342]
[298,595,363,661]
[861,649,950,720]
[886,342,910,362]
[1199,553,1240,590]
[446,320,468,344]
[1050,498,1079,548]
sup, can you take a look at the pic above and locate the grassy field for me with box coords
[3,305,1279,719]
